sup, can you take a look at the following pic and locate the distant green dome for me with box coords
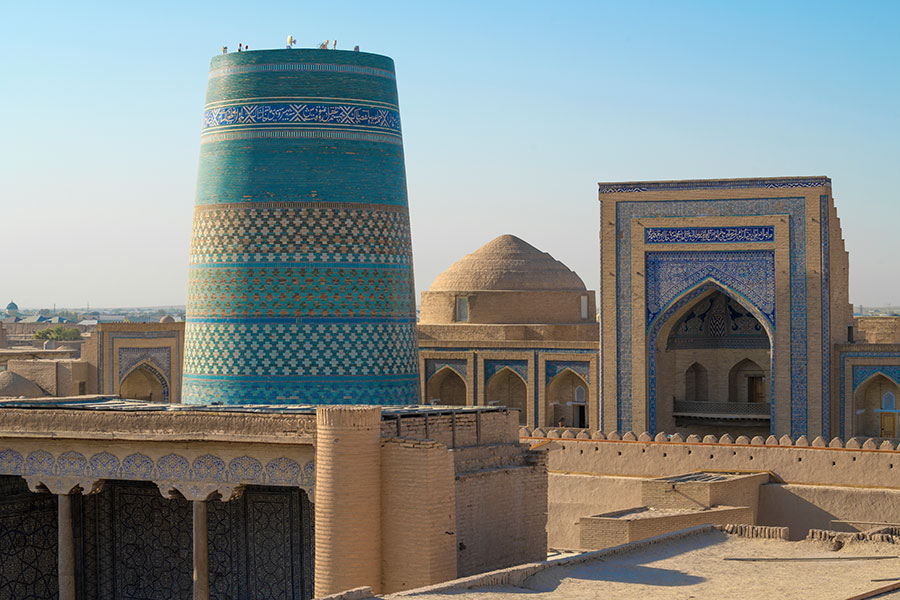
[5,301,17,311]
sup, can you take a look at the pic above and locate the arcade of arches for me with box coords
[424,365,590,428]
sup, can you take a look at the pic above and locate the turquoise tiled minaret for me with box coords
[183,49,419,405]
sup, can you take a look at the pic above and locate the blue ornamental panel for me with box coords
[852,365,900,391]
[425,359,467,381]
[645,226,774,244]
[545,361,590,384]
[645,250,776,329]
[614,196,807,436]
[484,360,527,382]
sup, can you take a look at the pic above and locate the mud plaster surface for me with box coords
[399,533,900,600]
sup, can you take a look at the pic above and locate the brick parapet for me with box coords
[523,428,900,489]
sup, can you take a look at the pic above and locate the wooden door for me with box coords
[881,412,896,438]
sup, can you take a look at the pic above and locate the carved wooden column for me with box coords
[57,492,75,600]
[25,477,103,600]
[193,500,209,600]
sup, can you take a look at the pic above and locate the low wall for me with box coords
[382,410,518,448]
[524,427,900,547]
[579,506,753,549]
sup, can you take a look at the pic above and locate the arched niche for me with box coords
[728,358,766,403]
[684,362,709,402]
[119,362,169,403]
[854,373,900,438]
[426,367,467,406]
[485,368,527,425]
[652,284,772,437]
[546,369,589,428]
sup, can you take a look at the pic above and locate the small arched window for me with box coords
[883,391,896,411]
[575,385,586,404]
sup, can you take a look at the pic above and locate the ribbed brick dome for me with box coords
[429,235,586,292]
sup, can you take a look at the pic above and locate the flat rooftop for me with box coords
[393,529,900,600]
[0,396,505,418]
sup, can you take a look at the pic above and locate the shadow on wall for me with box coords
[758,485,838,540]
[524,531,726,591]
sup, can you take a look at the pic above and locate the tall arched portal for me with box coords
[854,373,900,438]
[119,364,168,403]
[655,290,771,437]
[485,368,527,424]
[426,367,467,406]
[547,370,589,428]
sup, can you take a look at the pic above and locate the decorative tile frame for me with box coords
[820,196,832,439]
[612,198,808,435]
[418,351,476,406]
[539,353,598,429]
[476,352,535,426]
[837,347,900,438]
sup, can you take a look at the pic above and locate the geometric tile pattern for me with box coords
[820,195,832,439]
[186,265,414,319]
[484,360,528,382]
[183,321,418,376]
[645,226,774,244]
[545,361,590,384]
[615,197,808,435]
[118,347,171,382]
[425,359,467,380]
[189,202,413,266]
[645,250,776,328]
[182,375,419,405]
[852,366,900,392]
[599,176,831,194]
[0,476,57,599]
[185,49,419,405]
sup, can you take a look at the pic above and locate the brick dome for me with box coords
[428,235,586,292]
[0,371,45,398]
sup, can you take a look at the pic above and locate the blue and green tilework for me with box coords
[183,49,419,405]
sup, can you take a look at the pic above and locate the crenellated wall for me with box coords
[523,426,900,547]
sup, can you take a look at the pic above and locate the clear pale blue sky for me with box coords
[2,1,898,309]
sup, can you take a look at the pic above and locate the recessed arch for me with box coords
[426,366,467,406]
[728,358,765,403]
[485,367,527,424]
[547,368,589,428]
[854,373,900,438]
[684,362,709,402]
[119,361,169,403]
[649,279,773,437]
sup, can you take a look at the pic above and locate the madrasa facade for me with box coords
[421,177,900,442]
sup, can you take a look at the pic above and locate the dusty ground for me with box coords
[398,532,900,600]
